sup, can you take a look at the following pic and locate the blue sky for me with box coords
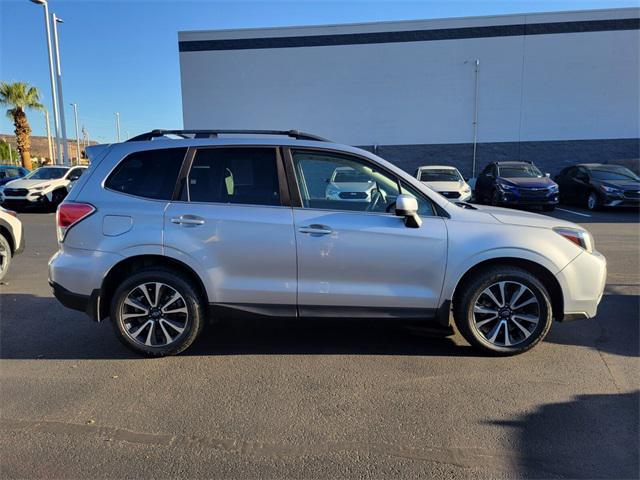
[1,0,637,143]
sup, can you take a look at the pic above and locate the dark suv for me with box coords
[475,161,559,211]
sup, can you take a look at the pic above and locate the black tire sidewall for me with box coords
[110,269,204,357]
[455,268,553,355]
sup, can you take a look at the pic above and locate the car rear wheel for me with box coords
[110,269,205,357]
[453,266,553,355]
[0,234,11,281]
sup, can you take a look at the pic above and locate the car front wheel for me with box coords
[110,269,205,357]
[453,266,553,355]
[0,234,11,281]
[586,191,600,211]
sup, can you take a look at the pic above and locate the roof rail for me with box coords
[126,129,330,143]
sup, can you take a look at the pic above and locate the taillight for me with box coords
[56,202,95,242]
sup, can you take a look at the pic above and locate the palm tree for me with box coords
[0,82,44,170]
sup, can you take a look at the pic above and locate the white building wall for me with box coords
[179,8,639,147]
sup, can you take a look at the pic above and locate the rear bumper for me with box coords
[50,281,100,321]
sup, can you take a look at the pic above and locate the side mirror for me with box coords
[545,173,551,178]
[395,194,422,228]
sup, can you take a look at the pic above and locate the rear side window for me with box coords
[186,148,281,206]
[106,148,187,200]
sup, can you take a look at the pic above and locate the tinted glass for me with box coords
[419,169,462,182]
[187,148,280,206]
[25,167,67,180]
[589,166,639,181]
[498,165,543,178]
[0,168,19,178]
[106,148,186,200]
[292,150,434,216]
[67,168,85,180]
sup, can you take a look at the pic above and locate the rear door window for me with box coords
[186,147,281,206]
[106,148,187,200]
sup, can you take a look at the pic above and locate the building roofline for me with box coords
[178,6,639,37]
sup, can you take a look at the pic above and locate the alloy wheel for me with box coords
[0,241,7,277]
[120,282,189,347]
[472,280,540,347]
[587,192,598,210]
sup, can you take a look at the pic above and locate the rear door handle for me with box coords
[171,215,205,226]
[299,224,333,235]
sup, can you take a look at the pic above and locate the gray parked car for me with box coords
[49,130,606,357]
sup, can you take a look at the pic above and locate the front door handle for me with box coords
[299,224,333,235]
[171,215,205,226]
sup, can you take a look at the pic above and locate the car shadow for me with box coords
[545,293,640,358]
[487,390,639,478]
[0,293,477,360]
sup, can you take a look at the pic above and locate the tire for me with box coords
[50,189,67,212]
[543,205,555,212]
[110,268,205,357]
[490,189,501,206]
[0,234,11,281]
[453,266,553,356]
[586,191,600,211]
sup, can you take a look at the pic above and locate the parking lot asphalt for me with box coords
[1,207,638,479]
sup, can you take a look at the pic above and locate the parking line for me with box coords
[556,208,592,218]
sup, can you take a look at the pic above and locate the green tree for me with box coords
[0,140,18,163]
[0,81,44,170]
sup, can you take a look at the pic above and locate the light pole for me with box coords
[114,112,121,142]
[70,103,81,164]
[30,0,63,165]
[52,13,70,165]
[44,110,54,162]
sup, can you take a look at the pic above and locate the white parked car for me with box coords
[0,206,23,280]
[0,165,86,211]
[416,165,472,202]
[325,166,378,203]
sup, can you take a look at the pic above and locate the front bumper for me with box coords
[497,189,559,206]
[556,250,607,320]
[602,192,640,207]
[0,192,50,207]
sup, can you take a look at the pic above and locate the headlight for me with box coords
[497,181,517,191]
[462,186,471,193]
[553,227,594,253]
[600,185,623,194]
[548,184,559,192]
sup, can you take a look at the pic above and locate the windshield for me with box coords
[419,168,462,182]
[589,166,639,182]
[25,167,67,180]
[333,169,372,183]
[498,165,543,178]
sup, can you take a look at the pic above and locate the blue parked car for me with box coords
[0,165,29,187]
[474,161,559,211]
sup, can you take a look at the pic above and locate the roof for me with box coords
[494,161,533,166]
[417,165,460,170]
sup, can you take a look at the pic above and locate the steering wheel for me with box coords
[366,184,388,212]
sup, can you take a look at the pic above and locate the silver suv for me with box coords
[49,130,607,357]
